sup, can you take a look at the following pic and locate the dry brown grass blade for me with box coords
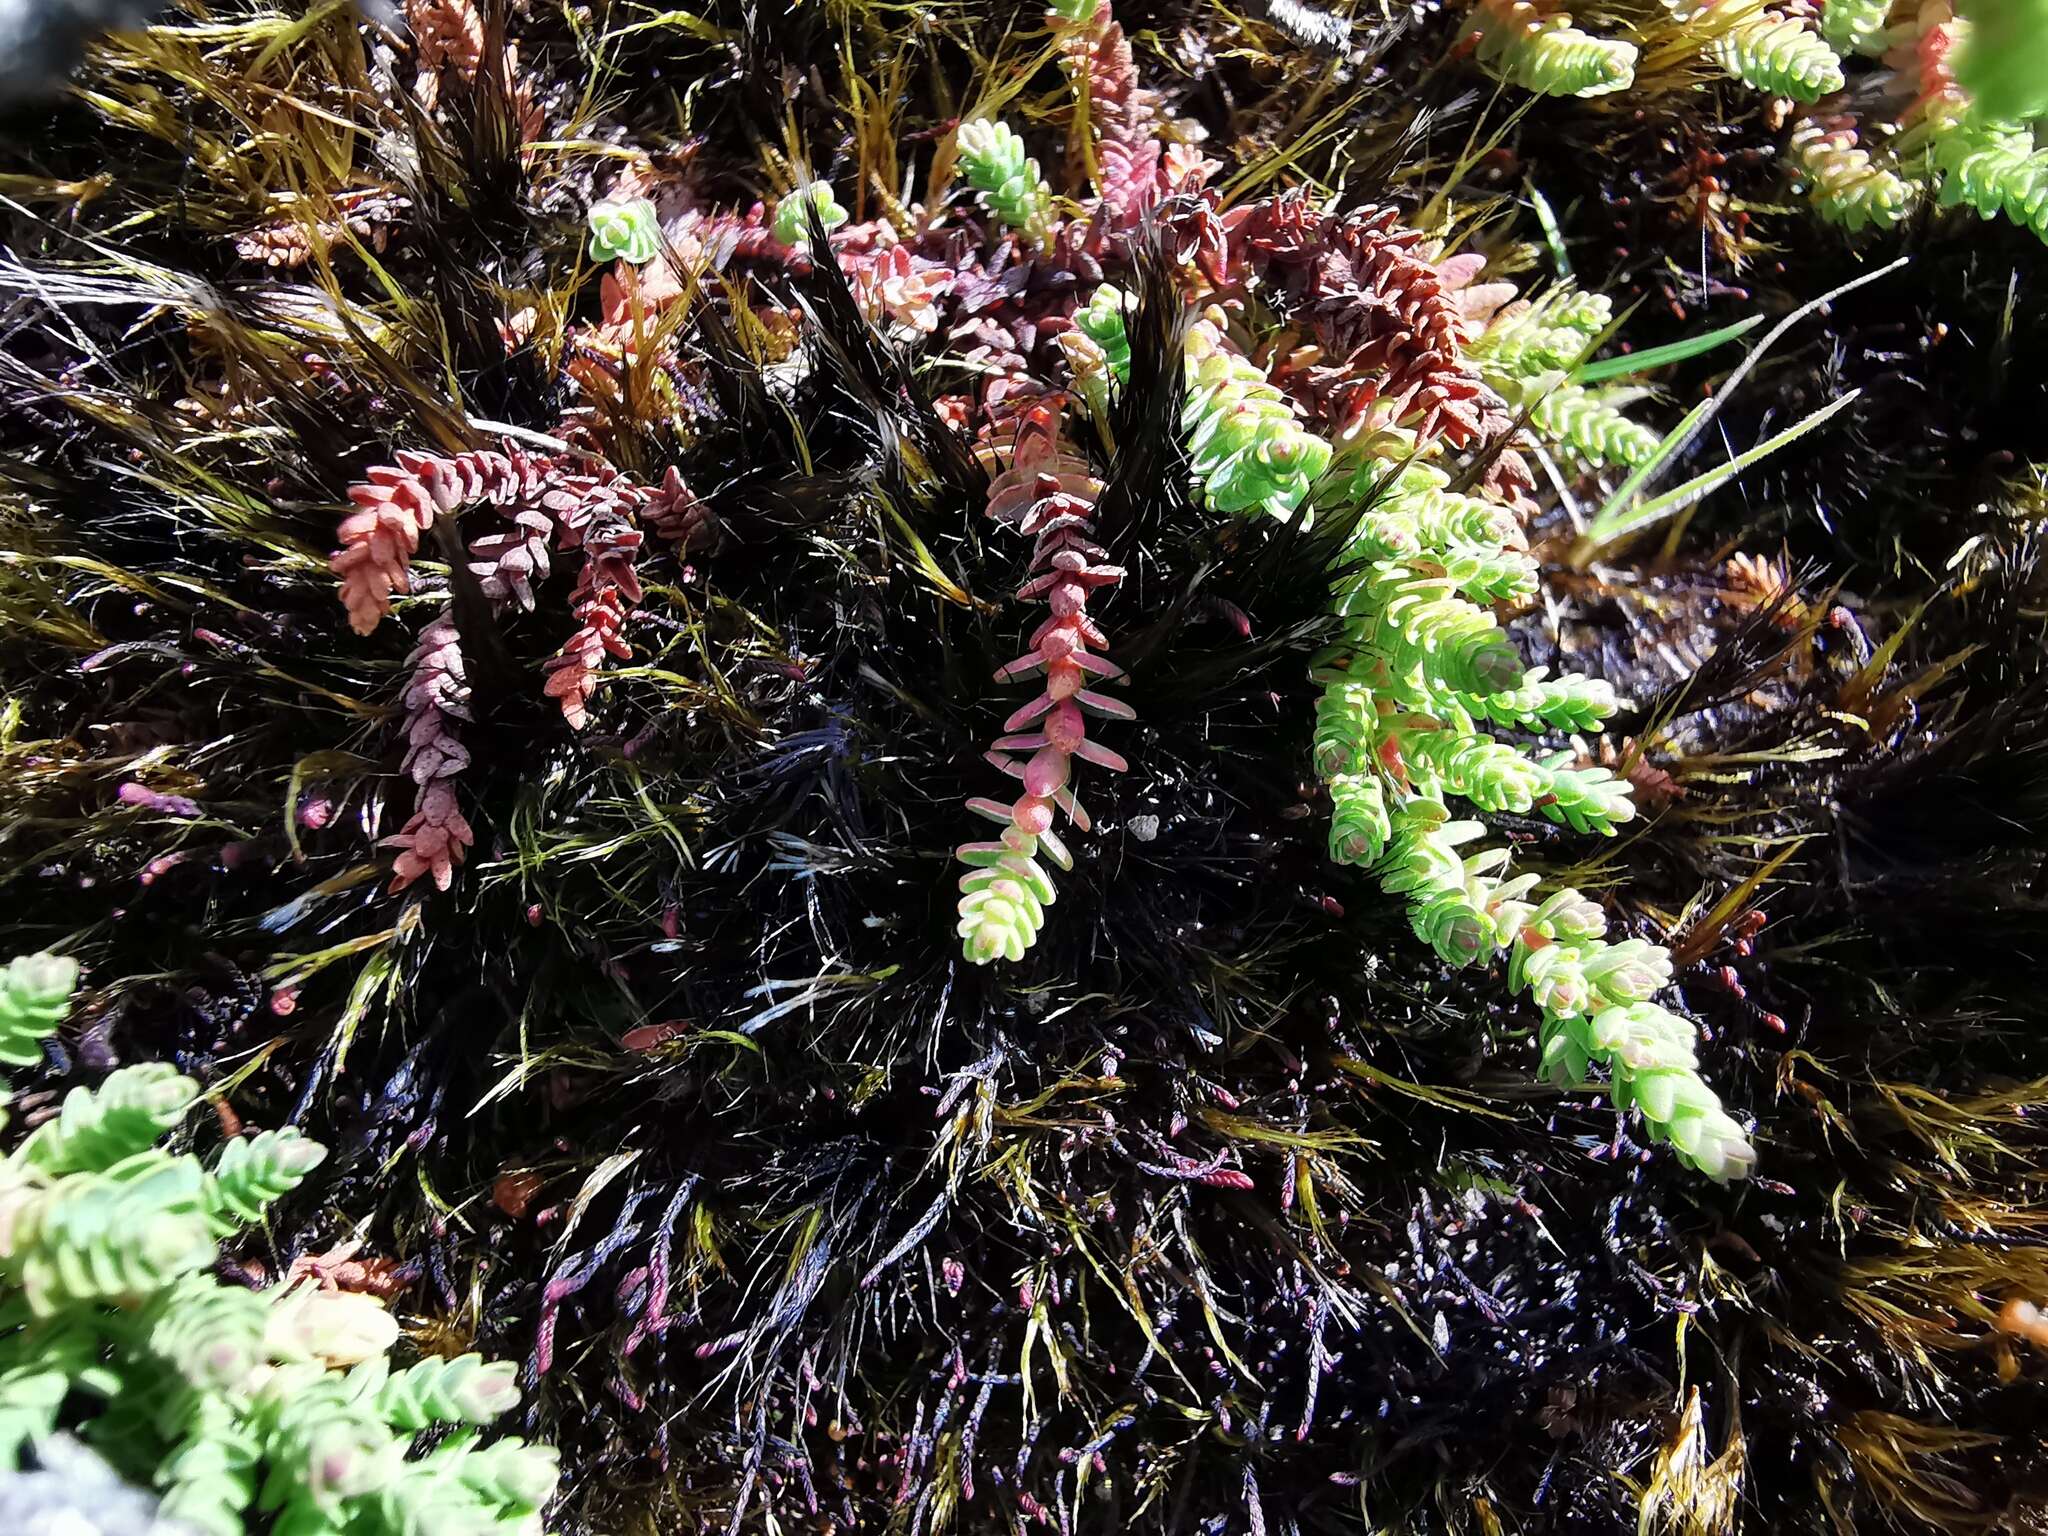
[1825,1412,2007,1531]
[1633,1386,1743,1536]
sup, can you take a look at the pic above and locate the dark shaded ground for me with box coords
[2,2,2046,1532]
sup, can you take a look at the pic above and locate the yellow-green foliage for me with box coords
[1791,117,1919,233]
[1471,0,1638,97]
[0,953,558,1535]
[1092,280,1756,1177]
[1042,275,1752,1176]
[954,120,1056,245]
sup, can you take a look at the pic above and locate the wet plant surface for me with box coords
[2,1,2046,1532]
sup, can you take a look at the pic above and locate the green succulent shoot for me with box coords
[1474,4,1638,99]
[587,198,663,266]
[1142,286,1758,1181]
[1,952,78,1133]
[771,181,851,246]
[954,119,1057,246]
[0,948,560,1532]
[1182,319,1331,517]
[1709,11,1845,103]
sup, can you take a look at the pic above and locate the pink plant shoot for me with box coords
[956,393,1134,965]
[333,448,704,893]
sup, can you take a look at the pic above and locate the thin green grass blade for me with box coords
[1571,315,1763,384]
[1621,256,1905,505]
[1582,396,1716,535]
[1579,390,1862,552]
[1528,182,1570,277]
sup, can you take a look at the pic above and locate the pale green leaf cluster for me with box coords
[770,180,850,246]
[1327,769,1392,864]
[955,120,1056,246]
[1654,0,1844,101]
[585,198,662,266]
[1307,445,1752,1175]
[1819,0,1892,57]
[1451,0,2048,251]
[1135,291,1755,1176]
[1182,318,1332,517]
[956,836,1057,965]
[1372,805,1754,1178]
[0,951,558,1535]
[1789,116,1919,234]
[1932,119,2048,238]
[1052,265,1754,1179]
[1516,903,1757,1180]
[16,1063,193,1178]
[1709,11,1845,101]
[1462,285,1611,376]
[1499,372,1663,470]
[1064,283,1134,420]
[1331,560,1527,695]
[1068,297,1333,515]
[1780,0,2048,246]
[0,954,78,1132]
[1466,295,1662,471]
[1471,0,1637,97]
[1055,284,1128,424]
[1073,285,1134,382]
[1875,105,2048,246]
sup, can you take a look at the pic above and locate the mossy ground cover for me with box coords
[1,1,2046,1531]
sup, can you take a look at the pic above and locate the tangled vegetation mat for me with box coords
[2,0,2047,1531]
